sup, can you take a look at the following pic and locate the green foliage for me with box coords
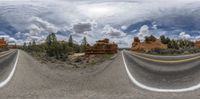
[68,35,73,47]
[159,35,194,50]
[147,35,196,55]
[168,39,179,49]
[160,35,170,44]
[167,39,194,50]
[80,36,88,52]
[23,33,83,61]
[45,33,68,60]
[145,35,156,43]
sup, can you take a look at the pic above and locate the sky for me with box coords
[1,0,200,47]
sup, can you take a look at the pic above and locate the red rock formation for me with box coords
[195,40,200,48]
[0,38,7,48]
[131,37,167,52]
[85,38,118,54]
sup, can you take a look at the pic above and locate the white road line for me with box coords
[0,50,16,58]
[122,50,200,92]
[0,50,19,88]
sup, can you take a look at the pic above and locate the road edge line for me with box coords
[0,50,15,58]
[131,52,200,63]
[0,50,19,88]
[122,50,200,92]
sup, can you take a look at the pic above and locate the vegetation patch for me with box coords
[22,33,115,68]
[133,35,200,55]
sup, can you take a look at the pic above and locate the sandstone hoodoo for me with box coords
[85,38,118,54]
[131,36,167,52]
[0,38,7,48]
[195,40,200,48]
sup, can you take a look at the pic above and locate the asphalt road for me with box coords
[0,50,200,98]
[0,50,18,86]
[123,51,200,90]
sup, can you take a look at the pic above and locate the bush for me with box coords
[23,33,84,61]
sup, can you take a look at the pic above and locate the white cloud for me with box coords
[137,25,151,41]
[102,25,126,38]
[0,0,200,46]
[0,35,17,43]
[30,17,59,34]
[121,25,127,30]
[152,25,157,30]
[179,32,191,40]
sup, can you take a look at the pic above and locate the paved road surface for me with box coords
[0,50,18,86]
[0,50,200,99]
[123,51,200,91]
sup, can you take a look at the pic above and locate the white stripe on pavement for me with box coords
[0,50,16,58]
[122,51,200,92]
[0,50,19,88]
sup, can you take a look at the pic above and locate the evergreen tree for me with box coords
[149,35,156,41]
[46,33,57,46]
[81,36,88,52]
[32,40,36,46]
[29,42,32,46]
[160,35,170,44]
[81,36,87,46]
[68,35,73,47]
[23,42,27,50]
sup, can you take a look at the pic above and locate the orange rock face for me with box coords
[85,38,118,54]
[195,41,200,48]
[0,38,7,48]
[131,37,167,52]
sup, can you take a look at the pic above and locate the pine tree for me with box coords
[68,35,73,47]
[23,42,27,50]
[32,40,36,46]
[81,36,88,52]
[46,33,57,46]
[160,35,170,44]
[81,36,87,46]
[160,35,166,44]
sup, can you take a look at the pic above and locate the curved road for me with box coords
[123,51,200,91]
[0,50,200,98]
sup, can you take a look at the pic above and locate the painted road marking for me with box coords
[0,50,19,88]
[130,52,200,63]
[0,50,16,58]
[122,51,200,92]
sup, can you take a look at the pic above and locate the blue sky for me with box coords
[0,0,200,47]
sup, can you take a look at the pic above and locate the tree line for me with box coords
[159,35,194,49]
[22,33,88,61]
[143,35,195,49]
[143,35,199,55]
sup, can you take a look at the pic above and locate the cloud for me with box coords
[1,0,200,47]
[72,20,97,34]
[72,23,92,33]
[121,25,128,30]
[137,25,151,40]
[30,17,58,34]
[152,25,157,29]
[0,35,17,43]
[102,25,126,37]
[179,32,191,40]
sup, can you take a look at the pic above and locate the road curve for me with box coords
[123,50,200,91]
[0,50,18,88]
[132,51,200,61]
